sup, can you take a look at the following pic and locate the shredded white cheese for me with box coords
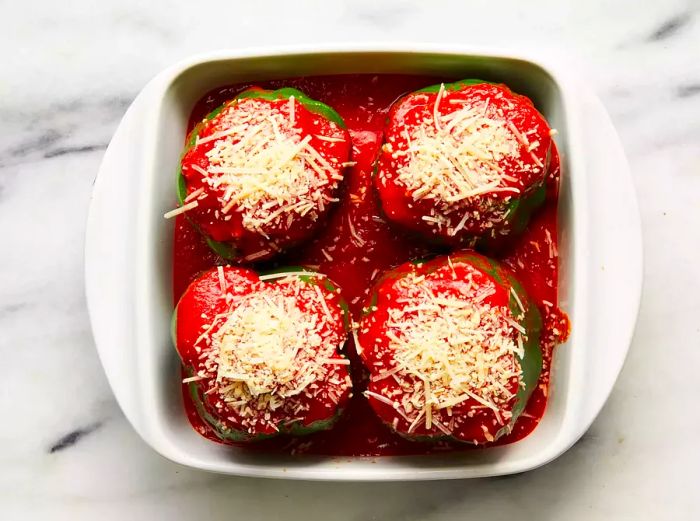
[164,200,199,219]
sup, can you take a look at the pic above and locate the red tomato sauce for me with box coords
[173,74,569,456]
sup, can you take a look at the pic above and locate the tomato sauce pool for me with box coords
[172,75,570,456]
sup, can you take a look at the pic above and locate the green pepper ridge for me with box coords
[235,87,346,128]
[414,78,494,94]
[186,375,346,443]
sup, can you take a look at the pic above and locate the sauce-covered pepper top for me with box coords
[358,251,542,444]
[375,81,554,245]
[174,266,352,442]
[173,87,351,261]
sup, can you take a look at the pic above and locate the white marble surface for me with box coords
[1,0,699,519]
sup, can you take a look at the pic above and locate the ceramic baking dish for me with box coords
[85,44,642,480]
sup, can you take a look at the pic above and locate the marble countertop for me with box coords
[1,0,699,519]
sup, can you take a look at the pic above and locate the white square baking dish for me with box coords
[85,44,642,480]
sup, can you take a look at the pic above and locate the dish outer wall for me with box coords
[85,44,642,480]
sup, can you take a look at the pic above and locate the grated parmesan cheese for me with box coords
[164,200,199,219]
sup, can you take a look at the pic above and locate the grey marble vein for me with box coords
[6,130,63,158]
[676,82,700,98]
[49,422,103,454]
[647,11,693,41]
[43,144,108,159]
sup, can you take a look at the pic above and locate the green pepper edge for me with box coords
[235,87,346,129]
[413,78,494,94]
[186,373,345,443]
[176,166,238,260]
[454,253,543,439]
[500,181,547,236]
